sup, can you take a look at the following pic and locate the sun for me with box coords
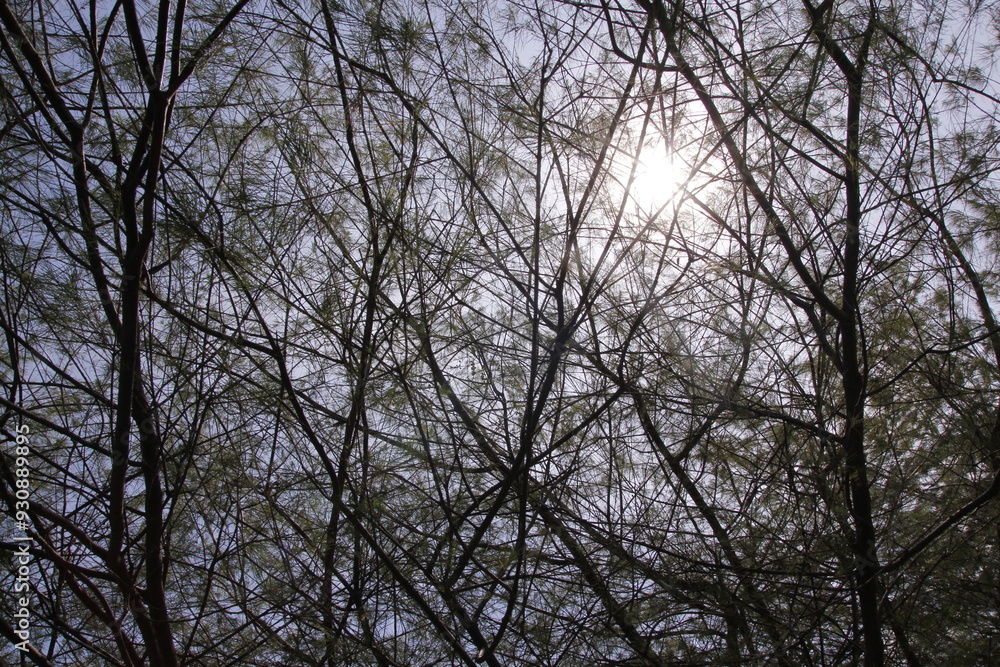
[629,150,684,211]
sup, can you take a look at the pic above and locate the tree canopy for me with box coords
[2,0,999,664]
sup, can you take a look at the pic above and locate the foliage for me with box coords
[2,0,1000,664]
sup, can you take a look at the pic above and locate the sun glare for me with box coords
[630,151,684,211]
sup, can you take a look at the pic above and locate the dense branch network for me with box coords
[1,0,999,665]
